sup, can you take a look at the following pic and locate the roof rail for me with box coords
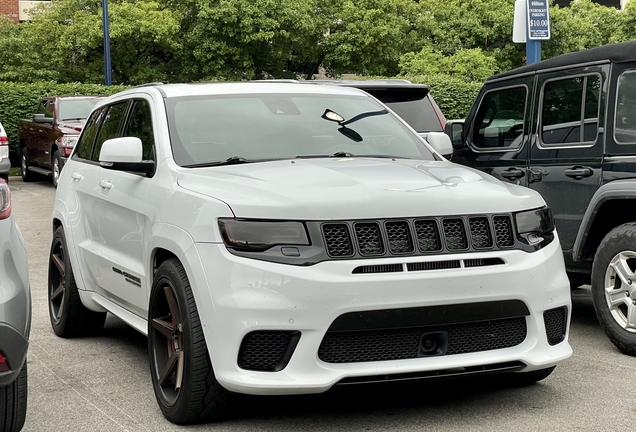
[133,82,165,88]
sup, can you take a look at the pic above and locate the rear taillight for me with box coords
[0,135,8,159]
[0,179,11,220]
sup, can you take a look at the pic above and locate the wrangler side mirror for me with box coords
[445,120,466,149]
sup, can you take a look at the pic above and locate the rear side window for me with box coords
[124,100,155,160]
[471,86,527,150]
[92,102,129,162]
[367,89,443,133]
[73,108,105,161]
[615,70,636,144]
[540,75,600,146]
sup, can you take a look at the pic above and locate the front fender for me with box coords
[572,179,636,262]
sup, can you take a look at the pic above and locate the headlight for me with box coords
[218,219,310,252]
[515,207,554,246]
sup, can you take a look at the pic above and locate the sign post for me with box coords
[102,0,112,86]
[526,0,550,65]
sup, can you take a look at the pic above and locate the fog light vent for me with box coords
[544,307,567,345]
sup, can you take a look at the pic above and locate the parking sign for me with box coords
[527,0,550,40]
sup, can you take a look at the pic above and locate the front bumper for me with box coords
[0,217,31,386]
[188,236,571,395]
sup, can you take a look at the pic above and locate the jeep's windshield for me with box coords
[59,99,101,121]
[165,93,436,167]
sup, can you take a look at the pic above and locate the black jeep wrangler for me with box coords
[447,41,636,355]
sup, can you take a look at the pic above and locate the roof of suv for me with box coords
[306,79,430,94]
[491,40,636,80]
[117,82,370,99]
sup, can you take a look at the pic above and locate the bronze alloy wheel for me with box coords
[148,259,230,424]
[49,234,67,323]
[47,226,106,337]
[150,283,185,406]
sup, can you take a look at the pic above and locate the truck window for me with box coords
[540,75,600,146]
[92,102,129,162]
[471,86,526,150]
[615,70,636,144]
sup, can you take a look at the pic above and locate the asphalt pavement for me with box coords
[8,177,636,432]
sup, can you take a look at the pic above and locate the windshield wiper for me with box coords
[183,156,253,168]
[61,117,87,121]
[295,152,355,159]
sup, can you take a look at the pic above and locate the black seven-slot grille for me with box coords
[323,214,515,258]
[318,300,529,364]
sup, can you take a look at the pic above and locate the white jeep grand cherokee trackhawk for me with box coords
[49,82,572,424]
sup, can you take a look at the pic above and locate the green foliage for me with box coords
[399,47,497,82]
[0,81,127,154]
[543,0,621,59]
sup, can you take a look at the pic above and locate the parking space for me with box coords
[8,177,636,432]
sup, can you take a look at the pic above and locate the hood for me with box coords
[176,158,545,220]
[58,119,86,134]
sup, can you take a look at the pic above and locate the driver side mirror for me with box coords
[33,113,53,124]
[99,137,155,177]
[444,120,466,149]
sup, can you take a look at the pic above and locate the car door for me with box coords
[452,76,533,186]
[29,99,53,166]
[528,66,607,251]
[92,98,155,316]
[64,106,108,293]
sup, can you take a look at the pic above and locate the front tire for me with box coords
[48,226,106,337]
[591,223,636,356]
[148,259,230,424]
[0,362,27,432]
[52,150,61,188]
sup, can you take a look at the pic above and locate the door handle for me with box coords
[99,180,113,190]
[500,168,525,180]
[564,166,593,179]
[71,172,83,181]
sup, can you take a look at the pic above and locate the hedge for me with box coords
[0,82,128,157]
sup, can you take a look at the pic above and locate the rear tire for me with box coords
[20,147,36,182]
[148,259,231,424]
[48,226,106,337]
[0,361,27,432]
[591,223,636,356]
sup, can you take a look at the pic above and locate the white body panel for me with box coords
[51,82,572,396]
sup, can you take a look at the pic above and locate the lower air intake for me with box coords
[238,331,300,371]
[544,307,567,345]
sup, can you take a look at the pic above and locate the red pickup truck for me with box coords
[19,96,103,186]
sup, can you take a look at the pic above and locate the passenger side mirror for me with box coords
[33,113,53,124]
[426,132,453,159]
[99,137,155,177]
[444,120,466,149]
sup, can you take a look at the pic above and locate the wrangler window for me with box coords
[471,86,527,150]
[615,70,636,144]
[540,75,600,146]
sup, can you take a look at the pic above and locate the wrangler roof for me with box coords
[490,41,636,81]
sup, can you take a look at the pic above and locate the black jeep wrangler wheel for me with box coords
[592,223,636,356]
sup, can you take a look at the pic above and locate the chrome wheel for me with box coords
[49,236,66,323]
[604,250,636,332]
[21,154,27,174]
[151,284,185,406]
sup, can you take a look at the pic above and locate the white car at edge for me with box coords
[49,82,572,424]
